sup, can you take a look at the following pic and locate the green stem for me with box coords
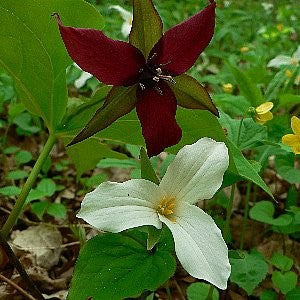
[237,117,244,147]
[0,134,56,240]
[224,184,236,242]
[240,181,252,250]
[206,285,214,300]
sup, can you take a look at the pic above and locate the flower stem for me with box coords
[0,134,56,240]
[237,116,244,147]
[240,181,252,250]
[206,285,214,300]
[224,184,236,242]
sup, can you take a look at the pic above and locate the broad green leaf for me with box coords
[270,252,293,272]
[187,282,219,300]
[272,271,297,294]
[68,85,137,146]
[265,68,288,101]
[0,186,21,196]
[171,74,218,116]
[286,286,300,300]
[219,112,268,150]
[37,179,57,197]
[15,150,32,164]
[230,251,268,295]
[66,138,127,179]
[0,0,104,131]
[279,94,300,107]
[31,201,49,220]
[275,154,300,184]
[228,64,264,107]
[260,290,277,300]
[140,147,160,184]
[82,173,108,188]
[97,158,139,169]
[6,170,28,180]
[47,203,67,219]
[69,229,176,300]
[250,201,292,226]
[129,0,162,57]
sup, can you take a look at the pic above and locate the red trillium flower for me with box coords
[54,0,217,156]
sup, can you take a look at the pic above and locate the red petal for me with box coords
[54,14,145,86]
[149,1,216,76]
[136,82,182,156]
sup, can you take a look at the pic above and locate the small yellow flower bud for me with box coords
[254,102,274,125]
[240,46,249,53]
[222,83,233,93]
[285,69,292,78]
[276,23,283,31]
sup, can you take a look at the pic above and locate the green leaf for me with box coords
[270,252,293,272]
[66,138,127,179]
[97,158,139,169]
[47,203,67,219]
[83,173,108,188]
[140,148,159,184]
[69,229,176,300]
[272,271,297,294]
[68,86,137,146]
[26,188,47,203]
[171,74,218,116]
[265,68,288,101]
[0,186,21,196]
[228,64,264,107]
[275,154,300,184]
[129,0,162,57]
[6,170,28,180]
[230,251,268,295]
[260,290,277,300]
[36,179,56,197]
[0,0,103,131]
[279,94,300,107]
[15,150,32,164]
[250,201,292,226]
[187,282,219,300]
[31,201,49,220]
[286,286,300,300]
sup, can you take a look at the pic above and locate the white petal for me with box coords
[292,45,300,61]
[267,55,292,68]
[121,22,132,38]
[159,138,229,204]
[160,203,230,289]
[109,5,132,22]
[77,179,162,232]
[74,72,93,88]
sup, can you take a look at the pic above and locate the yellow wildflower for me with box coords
[222,83,233,93]
[254,102,274,124]
[240,46,250,53]
[282,116,300,154]
[285,69,292,78]
[276,23,283,31]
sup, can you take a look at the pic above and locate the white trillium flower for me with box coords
[77,138,231,289]
[267,46,300,68]
[73,63,93,89]
[109,5,133,38]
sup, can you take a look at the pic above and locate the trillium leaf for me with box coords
[0,0,104,131]
[230,251,268,295]
[187,282,219,300]
[171,74,218,116]
[68,85,138,146]
[249,201,292,226]
[69,229,176,300]
[65,138,127,179]
[140,148,160,185]
[129,0,163,57]
[228,64,264,107]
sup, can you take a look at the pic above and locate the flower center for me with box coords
[138,53,175,94]
[156,196,176,222]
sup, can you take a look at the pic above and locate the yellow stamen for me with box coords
[157,196,176,222]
